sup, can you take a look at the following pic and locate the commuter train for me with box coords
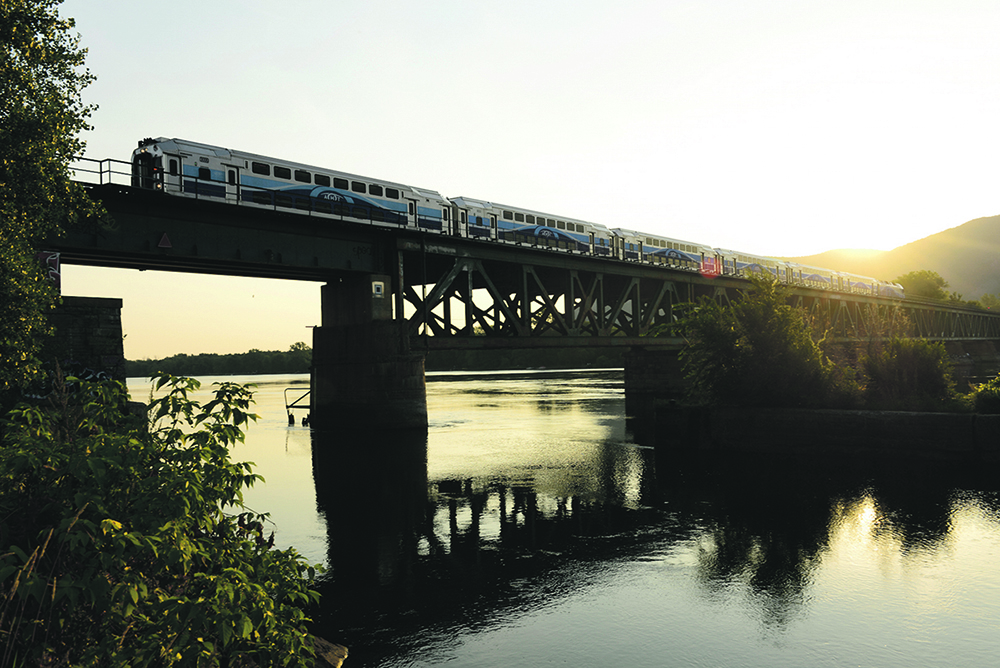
[131,137,905,299]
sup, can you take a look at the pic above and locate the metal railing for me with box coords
[70,156,132,186]
[284,387,311,426]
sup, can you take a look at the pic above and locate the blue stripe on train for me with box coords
[183,180,226,198]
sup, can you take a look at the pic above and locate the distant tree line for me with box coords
[126,342,312,378]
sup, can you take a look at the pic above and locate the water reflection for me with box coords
[160,372,1000,668]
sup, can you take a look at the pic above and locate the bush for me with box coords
[0,373,321,667]
[674,275,858,408]
[861,337,957,411]
[967,374,1000,413]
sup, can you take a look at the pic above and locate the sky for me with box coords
[56,0,1000,359]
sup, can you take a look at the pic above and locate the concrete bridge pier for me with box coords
[310,274,427,431]
[623,346,685,416]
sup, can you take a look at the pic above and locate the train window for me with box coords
[385,188,399,199]
[369,184,383,196]
[476,216,483,225]
[351,181,366,193]
[460,210,467,223]
[198,167,211,181]
[526,215,535,224]
[228,170,236,185]
[274,166,291,179]
[294,169,310,183]
[503,211,513,220]
[251,162,270,176]
[443,208,449,221]
[408,202,415,215]
[315,174,331,187]
[169,159,178,176]
[557,221,566,230]
[515,213,524,222]
[334,177,348,189]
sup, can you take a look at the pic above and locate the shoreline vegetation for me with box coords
[126,343,625,377]
[649,274,1000,414]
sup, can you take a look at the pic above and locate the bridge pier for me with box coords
[623,346,685,416]
[44,296,126,382]
[310,275,427,431]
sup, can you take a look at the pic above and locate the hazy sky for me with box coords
[58,0,1000,359]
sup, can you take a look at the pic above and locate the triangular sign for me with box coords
[158,233,172,249]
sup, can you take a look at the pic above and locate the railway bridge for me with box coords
[50,160,1000,429]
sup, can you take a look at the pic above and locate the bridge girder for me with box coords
[398,240,1000,350]
[55,184,1000,351]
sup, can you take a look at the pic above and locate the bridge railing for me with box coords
[70,156,132,186]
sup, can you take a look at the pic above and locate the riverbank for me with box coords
[648,405,1000,463]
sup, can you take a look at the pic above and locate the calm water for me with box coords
[128,370,1000,667]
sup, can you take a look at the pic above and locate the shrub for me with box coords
[967,374,1000,413]
[861,337,956,411]
[0,373,321,667]
[675,275,858,408]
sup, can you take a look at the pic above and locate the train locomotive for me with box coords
[131,137,905,300]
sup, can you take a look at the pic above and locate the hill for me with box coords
[784,214,1000,299]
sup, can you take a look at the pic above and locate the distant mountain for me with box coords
[783,214,1000,300]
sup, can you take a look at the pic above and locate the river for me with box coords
[128,369,1000,667]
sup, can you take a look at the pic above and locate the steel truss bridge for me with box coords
[396,237,1000,351]
[56,164,1000,352]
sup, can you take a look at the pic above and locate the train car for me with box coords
[786,264,837,290]
[878,281,906,299]
[446,197,613,254]
[131,138,451,232]
[446,197,498,240]
[715,249,784,279]
[613,229,718,273]
[842,272,875,295]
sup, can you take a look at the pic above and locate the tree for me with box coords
[0,374,322,665]
[672,275,854,408]
[862,337,956,411]
[894,270,949,301]
[0,0,102,401]
[979,294,1000,311]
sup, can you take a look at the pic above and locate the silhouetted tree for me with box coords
[895,270,949,300]
[0,0,101,402]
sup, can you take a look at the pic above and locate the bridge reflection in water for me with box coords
[306,370,1000,668]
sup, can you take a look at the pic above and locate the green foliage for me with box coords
[895,270,949,301]
[674,275,855,408]
[861,337,957,411]
[0,373,321,666]
[1,0,103,401]
[964,374,1000,414]
[126,343,313,378]
[978,294,1000,311]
